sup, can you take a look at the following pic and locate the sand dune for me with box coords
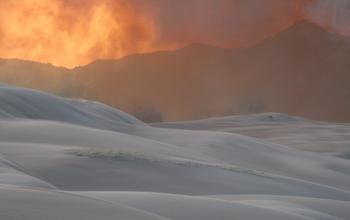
[0,83,349,219]
[152,112,350,158]
[0,186,169,220]
[74,191,349,220]
[0,83,146,127]
[0,153,57,189]
[205,195,350,220]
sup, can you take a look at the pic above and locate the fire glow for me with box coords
[0,0,349,68]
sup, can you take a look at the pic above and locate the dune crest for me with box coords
[0,84,349,219]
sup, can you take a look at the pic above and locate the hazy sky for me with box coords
[0,0,349,68]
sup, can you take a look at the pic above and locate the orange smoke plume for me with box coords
[0,0,348,68]
[0,0,156,68]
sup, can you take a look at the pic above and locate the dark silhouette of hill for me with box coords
[0,19,349,123]
[239,19,350,122]
[69,43,245,121]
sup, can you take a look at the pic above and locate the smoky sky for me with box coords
[0,0,349,68]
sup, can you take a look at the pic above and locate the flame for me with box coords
[0,0,348,68]
[0,0,156,68]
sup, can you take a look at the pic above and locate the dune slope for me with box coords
[0,83,349,220]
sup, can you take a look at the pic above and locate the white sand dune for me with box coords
[0,83,349,219]
[83,121,350,192]
[152,113,350,158]
[205,195,350,220]
[0,153,57,189]
[74,191,347,220]
[0,186,169,220]
[0,83,146,127]
[1,121,350,200]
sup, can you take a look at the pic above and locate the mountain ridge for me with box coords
[0,19,349,123]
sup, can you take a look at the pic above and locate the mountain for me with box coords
[0,19,349,123]
[230,19,350,122]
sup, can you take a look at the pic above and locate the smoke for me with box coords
[138,0,308,48]
[0,0,348,68]
[1,15,349,123]
[0,0,153,68]
[304,0,350,35]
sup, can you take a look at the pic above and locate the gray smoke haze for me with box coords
[305,0,350,35]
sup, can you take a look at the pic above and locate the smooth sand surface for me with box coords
[0,186,169,220]
[152,113,350,158]
[1,83,349,219]
[74,191,345,220]
[204,195,350,220]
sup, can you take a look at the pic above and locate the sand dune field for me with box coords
[1,83,349,219]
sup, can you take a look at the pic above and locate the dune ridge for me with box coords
[0,83,349,219]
